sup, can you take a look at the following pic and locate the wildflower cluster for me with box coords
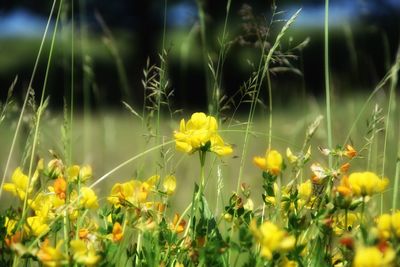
[1,112,399,267]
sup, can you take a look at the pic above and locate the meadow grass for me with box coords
[0,0,399,266]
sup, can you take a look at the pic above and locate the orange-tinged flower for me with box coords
[53,177,67,200]
[78,228,90,240]
[112,222,123,242]
[336,176,353,197]
[253,150,283,175]
[170,213,186,234]
[340,163,351,173]
[344,145,357,159]
[37,239,66,267]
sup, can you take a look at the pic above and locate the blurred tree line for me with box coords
[0,0,399,110]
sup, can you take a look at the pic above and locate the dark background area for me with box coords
[0,0,399,111]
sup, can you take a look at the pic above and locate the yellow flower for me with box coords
[392,211,400,237]
[348,172,388,197]
[80,165,93,182]
[163,175,176,195]
[377,214,392,240]
[4,217,17,236]
[333,213,360,235]
[209,134,233,156]
[67,165,80,181]
[253,150,283,175]
[112,222,123,242]
[25,216,50,237]
[3,167,30,200]
[107,175,159,207]
[174,112,232,156]
[70,239,100,266]
[376,211,400,239]
[170,213,186,234]
[353,246,395,267]
[286,148,298,164]
[37,239,66,267]
[79,187,99,209]
[250,220,295,259]
[336,175,353,197]
[298,180,312,200]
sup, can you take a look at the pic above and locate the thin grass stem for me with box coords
[0,0,57,200]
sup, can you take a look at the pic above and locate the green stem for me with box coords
[360,197,365,223]
[381,56,398,213]
[20,0,63,236]
[324,0,333,168]
[69,0,74,165]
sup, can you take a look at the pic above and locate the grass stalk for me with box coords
[380,60,398,213]
[324,0,333,168]
[21,0,63,230]
[0,0,57,200]
[69,0,75,165]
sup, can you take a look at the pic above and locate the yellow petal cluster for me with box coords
[37,239,66,267]
[348,172,388,197]
[376,211,400,239]
[174,112,232,156]
[353,246,395,267]
[3,168,30,201]
[70,239,100,266]
[163,175,176,195]
[250,220,295,259]
[107,175,159,207]
[79,187,99,209]
[253,150,283,175]
[25,216,50,237]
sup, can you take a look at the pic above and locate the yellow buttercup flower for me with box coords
[298,180,312,200]
[4,217,17,236]
[174,112,232,156]
[80,165,93,182]
[253,150,283,175]
[348,172,388,197]
[67,165,80,181]
[37,239,66,267]
[70,239,100,266]
[353,246,395,267]
[376,211,400,239]
[250,220,295,259]
[3,167,30,200]
[25,216,50,237]
[108,175,159,207]
[163,175,177,195]
[333,213,360,235]
[79,187,99,209]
